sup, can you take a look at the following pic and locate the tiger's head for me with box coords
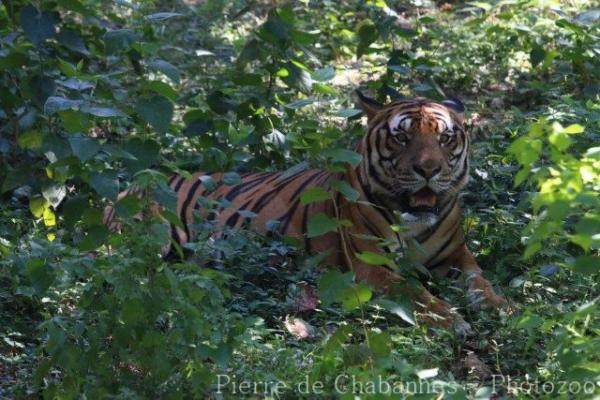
[356,91,469,229]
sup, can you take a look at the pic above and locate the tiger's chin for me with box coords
[400,210,438,238]
[398,187,440,238]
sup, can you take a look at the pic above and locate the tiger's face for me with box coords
[357,93,468,224]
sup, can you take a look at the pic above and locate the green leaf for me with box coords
[514,167,531,187]
[136,95,173,133]
[289,29,319,45]
[199,175,216,191]
[90,172,119,200]
[144,12,184,21]
[148,59,181,84]
[206,91,235,114]
[63,195,88,228]
[231,73,263,86]
[318,270,355,306]
[26,75,56,108]
[284,98,317,110]
[43,206,56,227]
[69,136,101,161]
[115,193,140,219]
[280,162,310,180]
[123,138,160,173]
[143,80,178,102]
[356,19,378,58]
[373,298,416,325]
[311,66,335,82]
[223,172,242,186]
[20,5,57,46]
[334,108,362,118]
[30,197,57,227]
[331,180,360,202]
[322,149,362,167]
[57,29,90,55]
[44,96,83,115]
[530,44,545,67]
[507,137,542,166]
[79,225,109,251]
[161,209,184,230]
[307,213,349,238]
[573,255,600,275]
[26,260,55,295]
[300,187,330,205]
[29,197,46,218]
[355,251,394,266]
[59,78,94,91]
[257,9,290,45]
[561,124,585,134]
[80,106,126,118]
[152,183,177,212]
[18,130,44,150]
[341,282,372,311]
[103,29,139,54]
[548,130,571,151]
[2,164,34,193]
[515,313,543,330]
[57,58,78,77]
[59,110,91,134]
[282,61,312,93]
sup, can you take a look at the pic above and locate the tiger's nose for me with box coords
[413,161,441,179]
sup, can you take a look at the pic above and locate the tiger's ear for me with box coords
[355,90,383,120]
[442,97,465,123]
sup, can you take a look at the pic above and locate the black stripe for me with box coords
[168,176,186,247]
[415,196,457,243]
[171,176,185,191]
[250,171,324,214]
[446,268,462,279]
[279,198,301,235]
[224,211,241,228]
[425,226,462,266]
[454,156,469,184]
[368,163,393,192]
[179,179,205,241]
[250,188,280,214]
[301,203,312,253]
[355,204,383,238]
[361,185,396,228]
[290,170,327,199]
[225,199,252,228]
[224,173,276,202]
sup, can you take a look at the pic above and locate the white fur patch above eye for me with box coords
[388,114,412,135]
[437,117,455,134]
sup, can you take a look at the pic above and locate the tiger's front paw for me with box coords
[416,296,472,337]
[466,273,507,310]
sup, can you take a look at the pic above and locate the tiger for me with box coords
[104,91,506,334]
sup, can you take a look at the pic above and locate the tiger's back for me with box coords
[169,169,341,261]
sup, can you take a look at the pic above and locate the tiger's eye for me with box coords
[439,133,453,145]
[394,134,408,146]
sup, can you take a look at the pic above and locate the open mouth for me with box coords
[408,187,438,212]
